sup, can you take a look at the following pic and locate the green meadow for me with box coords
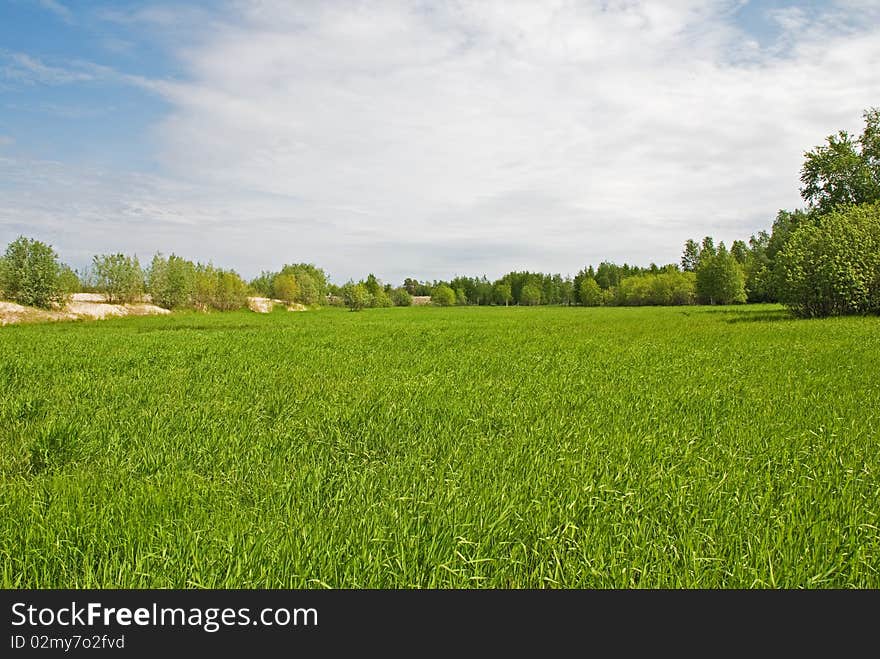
[1,305,878,587]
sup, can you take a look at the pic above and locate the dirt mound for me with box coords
[247,297,307,313]
[0,301,69,325]
[247,297,275,313]
[0,294,170,326]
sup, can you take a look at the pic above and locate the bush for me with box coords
[249,271,274,297]
[342,282,371,311]
[432,284,456,307]
[278,264,329,303]
[296,272,320,305]
[0,236,64,308]
[776,202,880,317]
[192,264,219,310]
[57,266,81,299]
[187,264,248,311]
[391,288,412,306]
[578,277,603,306]
[520,283,542,306]
[372,289,393,308]
[93,254,144,304]
[214,271,248,311]
[696,250,746,305]
[273,273,299,306]
[618,272,696,306]
[148,254,195,309]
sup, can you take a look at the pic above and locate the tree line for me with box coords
[1,108,878,318]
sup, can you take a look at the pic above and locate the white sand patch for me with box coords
[247,297,275,313]
[0,297,170,326]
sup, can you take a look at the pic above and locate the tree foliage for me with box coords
[695,244,746,305]
[92,253,144,304]
[0,236,65,308]
[390,288,412,306]
[342,282,371,311]
[618,272,696,306]
[800,109,880,214]
[272,273,299,306]
[432,284,456,307]
[578,277,603,306]
[148,254,195,309]
[776,202,880,317]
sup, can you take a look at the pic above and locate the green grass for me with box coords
[1,304,878,587]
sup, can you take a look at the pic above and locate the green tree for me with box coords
[730,240,749,265]
[595,262,622,289]
[776,201,880,317]
[520,282,542,306]
[273,273,299,306]
[700,236,716,259]
[618,272,696,306]
[0,236,64,308]
[493,282,512,306]
[342,282,371,311]
[148,253,195,309]
[695,244,746,305]
[559,279,574,305]
[57,265,81,299]
[192,264,219,310]
[249,271,275,297]
[432,284,456,307]
[92,253,144,304]
[364,274,382,297]
[214,270,248,311]
[391,288,412,306]
[681,239,701,272]
[800,108,880,214]
[372,289,393,307]
[295,272,319,305]
[278,263,329,303]
[578,277,603,306]
[455,287,467,306]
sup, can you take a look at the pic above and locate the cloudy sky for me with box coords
[1,1,879,283]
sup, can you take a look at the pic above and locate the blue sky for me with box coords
[1,1,879,282]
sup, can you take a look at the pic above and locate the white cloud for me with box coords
[0,52,104,85]
[36,0,72,23]
[6,0,880,282]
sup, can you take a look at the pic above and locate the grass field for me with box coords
[1,304,878,588]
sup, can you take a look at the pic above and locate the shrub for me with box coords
[342,282,371,311]
[273,273,299,306]
[493,283,512,306]
[192,264,219,310]
[372,289,393,308]
[776,202,880,317]
[249,271,274,297]
[279,264,329,303]
[148,254,195,309]
[696,249,746,305]
[296,272,320,305]
[391,288,412,306]
[618,272,696,306]
[432,284,456,307]
[92,254,144,304]
[57,266,81,300]
[520,283,542,306]
[0,236,64,308]
[578,277,603,306]
[214,270,248,311]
